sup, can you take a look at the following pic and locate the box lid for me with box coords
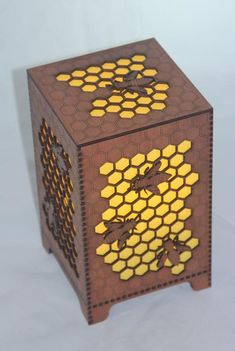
[28,38,212,146]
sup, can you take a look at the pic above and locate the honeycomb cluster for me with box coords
[39,119,78,277]
[95,140,200,281]
[56,54,169,119]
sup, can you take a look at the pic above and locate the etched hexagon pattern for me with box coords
[56,54,169,119]
[39,119,78,277]
[95,140,200,280]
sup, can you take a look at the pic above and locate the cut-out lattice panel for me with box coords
[39,118,79,277]
[56,54,169,119]
[95,140,199,280]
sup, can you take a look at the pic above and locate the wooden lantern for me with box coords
[28,38,213,325]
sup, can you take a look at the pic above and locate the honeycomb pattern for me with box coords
[95,140,200,280]
[56,54,169,119]
[39,119,78,277]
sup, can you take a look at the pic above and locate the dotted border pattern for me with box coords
[208,110,213,286]
[92,269,208,308]
[77,147,93,323]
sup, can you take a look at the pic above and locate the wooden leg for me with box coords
[41,233,52,254]
[77,296,111,325]
[89,304,111,325]
[190,273,211,291]
[81,303,111,325]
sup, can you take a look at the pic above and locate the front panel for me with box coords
[81,112,212,318]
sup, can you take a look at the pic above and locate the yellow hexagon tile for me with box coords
[56,73,71,81]
[100,162,114,175]
[101,185,115,198]
[120,268,134,280]
[131,54,146,62]
[109,194,123,208]
[96,140,200,280]
[178,229,192,241]
[142,230,156,242]
[108,172,122,185]
[135,264,148,276]
[127,256,141,268]
[178,140,192,153]
[171,221,185,234]
[104,252,118,264]
[135,221,148,234]
[142,251,155,263]
[180,251,192,263]
[92,99,108,108]
[71,70,86,77]
[134,243,148,255]
[69,79,83,87]
[162,145,176,158]
[116,181,130,194]
[133,199,147,212]
[149,238,163,250]
[157,225,170,238]
[112,260,126,272]
[123,167,138,181]
[95,222,107,235]
[125,190,138,203]
[171,263,185,275]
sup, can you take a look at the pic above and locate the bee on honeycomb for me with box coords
[95,140,200,281]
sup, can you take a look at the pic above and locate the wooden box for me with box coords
[28,38,213,325]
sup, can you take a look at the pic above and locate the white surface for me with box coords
[0,0,235,350]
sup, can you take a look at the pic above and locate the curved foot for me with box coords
[88,304,111,325]
[190,273,211,291]
[41,234,52,254]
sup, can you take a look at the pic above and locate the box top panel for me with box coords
[28,38,212,146]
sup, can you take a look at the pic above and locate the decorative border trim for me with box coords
[77,146,93,324]
[92,269,208,308]
[208,110,213,286]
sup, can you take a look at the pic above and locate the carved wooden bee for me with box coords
[131,160,170,195]
[157,238,191,269]
[103,216,140,249]
[110,71,158,96]
[43,198,55,230]
[51,141,69,174]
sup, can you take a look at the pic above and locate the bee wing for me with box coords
[118,232,129,249]
[103,220,126,244]
[157,251,167,269]
[168,250,180,265]
[103,221,121,231]
[146,162,160,177]
[125,71,138,81]
[127,87,139,94]
[103,231,118,244]
[174,242,191,253]
[156,172,170,184]
[153,160,161,170]
[147,184,160,195]
[137,86,148,95]
[58,158,68,173]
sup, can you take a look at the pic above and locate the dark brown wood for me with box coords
[28,38,213,325]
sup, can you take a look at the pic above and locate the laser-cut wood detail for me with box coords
[55,54,169,119]
[28,38,213,325]
[39,119,79,277]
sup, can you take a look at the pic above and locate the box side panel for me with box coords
[28,76,87,305]
[81,111,212,318]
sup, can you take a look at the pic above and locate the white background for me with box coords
[0,0,235,350]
